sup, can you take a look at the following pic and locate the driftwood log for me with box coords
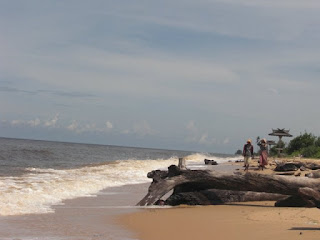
[138,165,320,208]
[165,189,286,206]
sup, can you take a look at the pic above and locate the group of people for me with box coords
[242,138,268,171]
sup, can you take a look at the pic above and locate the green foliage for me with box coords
[277,139,286,149]
[235,149,242,155]
[283,132,320,158]
[268,140,286,157]
[286,132,316,155]
[315,137,320,147]
[269,146,278,156]
[301,145,319,158]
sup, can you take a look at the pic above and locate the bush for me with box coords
[315,137,320,147]
[235,149,242,155]
[301,145,320,158]
[287,132,316,155]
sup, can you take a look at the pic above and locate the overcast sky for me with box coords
[1,0,320,153]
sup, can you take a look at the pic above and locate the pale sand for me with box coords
[119,158,320,240]
[119,203,320,240]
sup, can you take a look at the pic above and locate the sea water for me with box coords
[0,137,241,217]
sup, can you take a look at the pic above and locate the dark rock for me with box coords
[274,163,298,172]
[204,159,218,165]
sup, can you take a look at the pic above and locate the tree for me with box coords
[315,137,320,147]
[287,132,316,155]
[235,149,242,155]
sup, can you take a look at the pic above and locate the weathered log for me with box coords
[165,189,286,206]
[297,187,320,207]
[137,165,320,206]
[306,170,320,178]
[275,172,296,176]
[274,171,301,177]
[276,187,320,208]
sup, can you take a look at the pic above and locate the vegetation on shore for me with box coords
[235,132,320,158]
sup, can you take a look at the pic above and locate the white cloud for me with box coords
[27,118,41,127]
[66,120,115,134]
[67,120,79,132]
[106,121,113,129]
[185,121,217,145]
[1,1,320,153]
[44,114,59,128]
[186,121,197,132]
[11,120,24,126]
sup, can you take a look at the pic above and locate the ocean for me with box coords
[0,137,241,239]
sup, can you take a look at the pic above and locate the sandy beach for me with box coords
[119,202,320,240]
[119,158,320,240]
[2,155,320,240]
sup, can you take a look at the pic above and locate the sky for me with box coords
[1,0,320,154]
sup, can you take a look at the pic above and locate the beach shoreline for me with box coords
[2,156,320,240]
[0,183,150,240]
[118,158,320,240]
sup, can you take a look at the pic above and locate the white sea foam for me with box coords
[0,154,238,216]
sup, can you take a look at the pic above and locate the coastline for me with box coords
[119,158,320,240]
[2,157,320,239]
[0,183,150,240]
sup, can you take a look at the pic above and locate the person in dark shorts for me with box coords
[243,139,254,171]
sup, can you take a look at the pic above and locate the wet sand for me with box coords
[0,162,238,240]
[0,183,150,240]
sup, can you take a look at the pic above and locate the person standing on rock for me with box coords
[258,138,268,170]
[243,139,254,171]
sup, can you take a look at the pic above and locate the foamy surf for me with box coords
[0,153,239,216]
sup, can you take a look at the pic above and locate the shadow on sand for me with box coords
[290,227,320,231]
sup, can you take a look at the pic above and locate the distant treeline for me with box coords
[235,132,320,158]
